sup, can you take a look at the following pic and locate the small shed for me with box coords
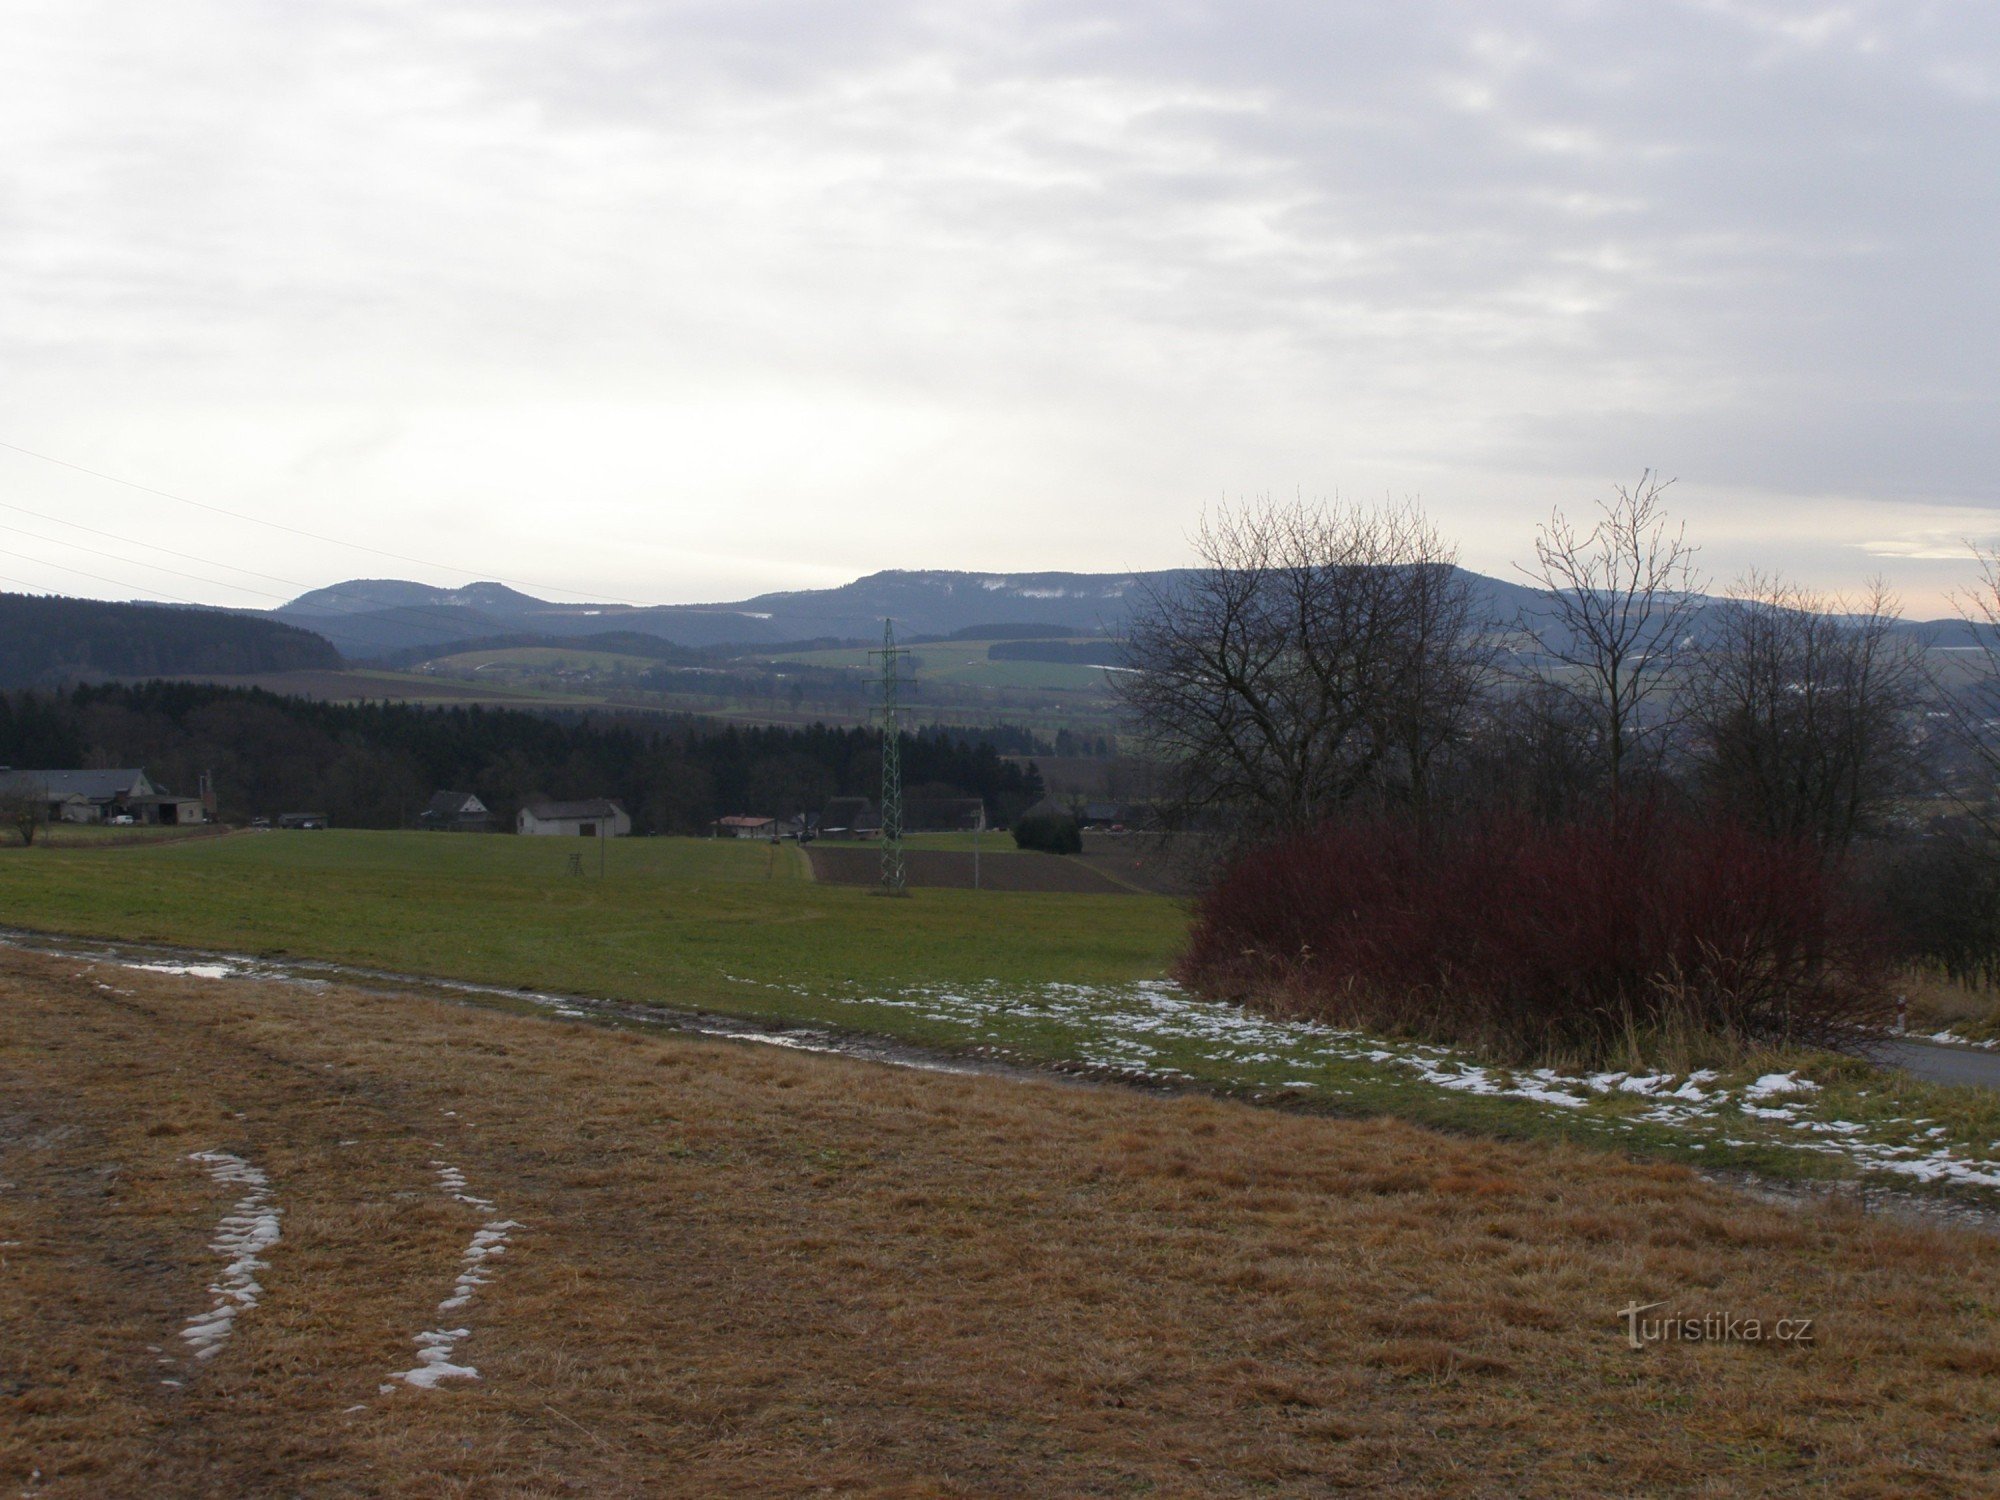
[518,797,631,838]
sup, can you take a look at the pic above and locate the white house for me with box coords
[517,796,631,838]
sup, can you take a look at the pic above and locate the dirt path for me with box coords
[6,948,2000,1496]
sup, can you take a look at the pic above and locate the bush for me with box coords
[1180,809,1895,1065]
[1013,813,1082,855]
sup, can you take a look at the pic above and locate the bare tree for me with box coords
[1,780,48,847]
[1685,575,1925,851]
[1117,500,1492,843]
[1929,541,2000,828]
[1516,473,1705,802]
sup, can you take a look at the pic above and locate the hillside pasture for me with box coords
[7,946,2000,1496]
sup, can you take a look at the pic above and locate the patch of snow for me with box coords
[129,961,235,980]
[1744,1072,1821,1100]
[1927,1030,2000,1051]
[389,1329,479,1389]
[181,1151,281,1362]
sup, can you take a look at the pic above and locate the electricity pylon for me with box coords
[870,618,908,895]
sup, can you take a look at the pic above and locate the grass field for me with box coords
[8,947,2000,1496]
[0,831,1178,1000]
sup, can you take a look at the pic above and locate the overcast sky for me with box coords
[2,0,1995,614]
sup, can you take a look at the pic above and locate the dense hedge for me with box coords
[1181,809,1896,1063]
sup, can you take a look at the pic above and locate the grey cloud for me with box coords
[0,0,1993,609]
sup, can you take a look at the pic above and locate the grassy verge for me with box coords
[3,831,1998,1204]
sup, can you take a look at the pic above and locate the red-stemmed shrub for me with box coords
[1180,808,1895,1063]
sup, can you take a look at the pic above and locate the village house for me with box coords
[0,767,209,826]
[419,790,497,833]
[715,815,778,839]
[517,796,631,838]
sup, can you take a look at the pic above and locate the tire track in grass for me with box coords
[178,1151,281,1368]
[381,1162,521,1392]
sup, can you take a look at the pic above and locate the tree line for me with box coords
[0,682,1045,834]
[1118,478,1957,852]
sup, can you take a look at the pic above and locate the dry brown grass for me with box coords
[1900,966,2000,1037]
[4,946,2000,1497]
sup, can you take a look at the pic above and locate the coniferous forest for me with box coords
[0,682,1045,832]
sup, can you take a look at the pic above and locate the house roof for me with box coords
[521,796,625,821]
[0,768,152,801]
[425,790,487,818]
[717,815,776,828]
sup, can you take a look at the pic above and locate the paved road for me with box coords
[1879,1038,2000,1091]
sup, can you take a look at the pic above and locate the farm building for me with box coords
[420,790,496,833]
[820,797,882,838]
[0,767,208,826]
[715,815,777,839]
[518,796,631,838]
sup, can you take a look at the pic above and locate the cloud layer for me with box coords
[2,1,1995,610]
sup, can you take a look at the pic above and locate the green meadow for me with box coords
[0,830,1179,1001]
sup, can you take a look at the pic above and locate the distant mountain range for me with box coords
[271,568,1569,657]
[2,568,1980,688]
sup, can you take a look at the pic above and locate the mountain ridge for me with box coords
[272,566,1564,657]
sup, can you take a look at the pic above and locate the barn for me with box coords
[517,796,631,838]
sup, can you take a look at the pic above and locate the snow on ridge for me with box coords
[181,1151,281,1363]
[383,1163,520,1392]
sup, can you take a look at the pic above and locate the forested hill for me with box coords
[0,593,342,688]
[0,682,1044,833]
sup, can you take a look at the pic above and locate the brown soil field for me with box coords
[806,844,1136,894]
[5,946,2000,1496]
[1076,832,1202,896]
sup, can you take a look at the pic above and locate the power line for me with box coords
[0,436,668,608]
[0,544,232,610]
[0,495,589,646]
[0,520,296,604]
[0,496,323,595]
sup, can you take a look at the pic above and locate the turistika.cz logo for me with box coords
[1617,1301,1815,1350]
